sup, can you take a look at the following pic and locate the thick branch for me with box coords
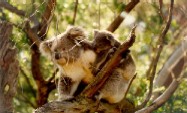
[82,26,136,98]
[0,1,39,25]
[0,1,25,16]
[38,0,56,40]
[136,0,174,110]
[107,0,139,32]
[25,23,41,47]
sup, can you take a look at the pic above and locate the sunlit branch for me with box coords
[136,0,174,110]
[107,0,139,32]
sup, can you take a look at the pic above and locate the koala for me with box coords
[92,30,121,75]
[39,26,96,100]
[92,30,136,103]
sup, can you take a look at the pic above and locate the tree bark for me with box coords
[34,98,135,113]
[0,22,19,113]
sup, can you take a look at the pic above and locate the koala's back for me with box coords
[98,71,129,103]
[98,54,136,103]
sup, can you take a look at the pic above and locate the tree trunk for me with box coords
[0,22,19,113]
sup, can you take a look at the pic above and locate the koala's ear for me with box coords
[106,35,113,41]
[67,26,87,41]
[106,35,115,46]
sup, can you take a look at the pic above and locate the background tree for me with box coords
[0,0,187,112]
[0,22,19,113]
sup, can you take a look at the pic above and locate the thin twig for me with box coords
[158,0,166,22]
[16,88,37,108]
[125,73,137,98]
[98,2,101,29]
[82,26,136,98]
[72,0,78,25]
[47,68,58,83]
[20,67,36,97]
[135,0,174,110]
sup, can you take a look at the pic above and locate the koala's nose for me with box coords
[55,53,60,59]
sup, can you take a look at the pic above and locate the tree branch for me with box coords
[24,23,41,47]
[0,1,39,26]
[125,73,137,98]
[135,79,180,113]
[107,0,139,32]
[38,0,56,40]
[71,0,78,25]
[158,0,166,22]
[47,68,58,83]
[136,0,174,110]
[0,1,25,16]
[82,26,136,98]
[153,37,187,99]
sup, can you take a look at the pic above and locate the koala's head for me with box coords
[39,26,87,65]
[93,30,121,53]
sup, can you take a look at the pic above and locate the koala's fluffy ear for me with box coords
[66,26,87,41]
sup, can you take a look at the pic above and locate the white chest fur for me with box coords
[58,49,96,83]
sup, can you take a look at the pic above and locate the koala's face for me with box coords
[40,26,87,66]
[93,30,120,53]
